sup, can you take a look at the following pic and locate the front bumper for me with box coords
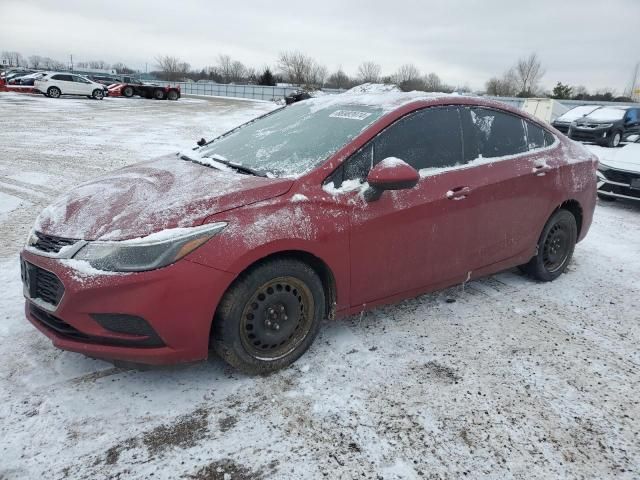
[20,249,236,365]
[597,168,640,201]
[569,126,612,143]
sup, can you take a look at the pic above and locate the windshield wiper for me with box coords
[207,156,267,177]
[180,153,266,177]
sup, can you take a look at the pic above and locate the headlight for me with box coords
[73,222,227,272]
[597,123,613,129]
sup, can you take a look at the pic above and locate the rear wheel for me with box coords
[212,259,325,374]
[153,88,166,100]
[122,86,134,98]
[167,89,179,101]
[47,86,61,98]
[92,89,104,100]
[521,209,577,282]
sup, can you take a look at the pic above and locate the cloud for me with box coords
[2,0,638,92]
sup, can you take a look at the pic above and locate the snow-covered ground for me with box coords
[0,92,639,479]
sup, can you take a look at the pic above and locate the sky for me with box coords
[1,0,639,93]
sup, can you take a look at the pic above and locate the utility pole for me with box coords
[70,54,74,72]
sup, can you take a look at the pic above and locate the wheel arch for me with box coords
[555,199,583,238]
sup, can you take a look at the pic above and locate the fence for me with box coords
[155,81,304,101]
[155,80,639,110]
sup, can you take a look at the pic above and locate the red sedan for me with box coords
[20,93,597,372]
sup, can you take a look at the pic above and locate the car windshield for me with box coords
[557,105,601,122]
[585,107,627,121]
[197,102,385,177]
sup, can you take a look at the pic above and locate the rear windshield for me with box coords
[198,102,385,177]
[585,107,627,121]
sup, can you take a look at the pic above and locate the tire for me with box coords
[521,209,577,282]
[167,89,179,101]
[47,86,61,98]
[122,86,134,98]
[607,130,622,148]
[598,193,617,202]
[153,88,165,100]
[92,89,104,100]
[212,258,325,374]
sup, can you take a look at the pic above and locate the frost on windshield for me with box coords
[584,108,626,122]
[198,103,385,178]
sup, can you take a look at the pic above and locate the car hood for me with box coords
[34,154,293,241]
[599,144,640,173]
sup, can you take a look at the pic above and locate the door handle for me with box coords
[532,164,552,176]
[446,186,471,200]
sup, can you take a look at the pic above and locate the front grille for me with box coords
[33,232,77,254]
[602,169,640,185]
[599,183,640,199]
[21,260,65,307]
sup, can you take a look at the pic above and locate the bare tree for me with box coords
[112,62,135,74]
[485,68,518,96]
[277,51,326,87]
[357,61,381,83]
[28,55,43,69]
[2,51,26,67]
[155,55,183,81]
[88,60,111,70]
[41,57,65,70]
[394,63,423,91]
[514,53,545,96]
[327,67,352,89]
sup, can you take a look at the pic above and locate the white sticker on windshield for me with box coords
[329,110,372,120]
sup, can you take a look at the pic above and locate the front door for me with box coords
[336,106,477,306]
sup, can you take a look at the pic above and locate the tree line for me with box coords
[2,49,630,101]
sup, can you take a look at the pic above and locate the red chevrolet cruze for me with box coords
[20,93,597,372]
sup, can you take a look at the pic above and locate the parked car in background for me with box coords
[21,93,597,373]
[34,73,107,99]
[108,80,180,100]
[597,144,640,201]
[86,75,121,86]
[551,105,602,134]
[568,106,640,147]
[11,71,50,86]
[6,69,36,84]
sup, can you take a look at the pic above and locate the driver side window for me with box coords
[330,106,464,187]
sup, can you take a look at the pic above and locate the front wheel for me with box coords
[521,209,577,282]
[607,131,622,148]
[153,88,165,100]
[92,89,104,100]
[212,259,325,374]
[167,89,179,101]
[122,86,134,98]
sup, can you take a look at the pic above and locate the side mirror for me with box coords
[364,157,420,202]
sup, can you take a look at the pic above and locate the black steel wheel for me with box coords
[153,88,165,100]
[212,258,325,373]
[122,86,134,98]
[521,209,577,282]
[167,89,179,101]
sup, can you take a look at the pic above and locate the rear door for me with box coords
[51,74,75,94]
[457,107,557,270]
[338,106,477,306]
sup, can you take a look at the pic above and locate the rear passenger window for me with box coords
[469,108,527,158]
[543,130,556,146]
[525,121,546,150]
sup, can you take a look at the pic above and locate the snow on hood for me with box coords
[34,154,293,241]
[592,143,640,173]
[345,83,402,94]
